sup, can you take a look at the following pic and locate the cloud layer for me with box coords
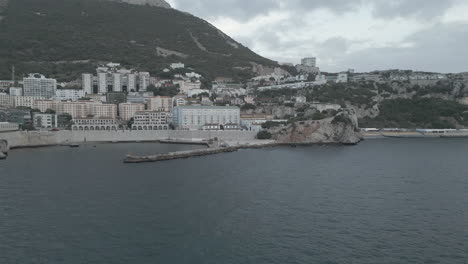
[168,0,468,73]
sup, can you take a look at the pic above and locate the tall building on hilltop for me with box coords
[23,74,57,98]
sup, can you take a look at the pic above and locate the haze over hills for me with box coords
[0,0,280,81]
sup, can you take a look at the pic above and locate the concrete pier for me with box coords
[123,142,279,163]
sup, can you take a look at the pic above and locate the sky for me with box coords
[166,0,468,73]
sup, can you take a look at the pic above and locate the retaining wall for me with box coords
[0,130,258,148]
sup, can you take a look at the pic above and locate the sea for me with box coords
[1,139,468,264]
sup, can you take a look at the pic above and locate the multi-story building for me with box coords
[72,118,118,131]
[33,99,58,113]
[14,96,44,109]
[58,101,96,119]
[0,80,14,90]
[82,73,93,94]
[127,92,153,104]
[83,67,150,94]
[119,103,145,121]
[9,87,23,96]
[55,89,85,101]
[138,72,150,92]
[148,96,173,112]
[91,104,117,119]
[0,93,14,107]
[33,113,58,129]
[132,111,169,130]
[170,63,185,69]
[172,106,240,130]
[23,74,57,98]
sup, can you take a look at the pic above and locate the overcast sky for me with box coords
[166,0,468,73]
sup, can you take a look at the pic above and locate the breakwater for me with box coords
[124,142,280,163]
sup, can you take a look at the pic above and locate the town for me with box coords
[0,57,452,136]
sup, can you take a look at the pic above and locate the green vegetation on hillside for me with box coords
[360,98,468,129]
[0,0,276,81]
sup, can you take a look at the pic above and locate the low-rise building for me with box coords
[55,89,85,101]
[33,113,58,129]
[72,118,118,131]
[132,111,169,130]
[0,122,19,132]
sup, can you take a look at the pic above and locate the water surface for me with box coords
[1,139,468,263]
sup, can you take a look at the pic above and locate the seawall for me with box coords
[0,130,258,148]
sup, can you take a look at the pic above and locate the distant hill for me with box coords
[0,0,279,81]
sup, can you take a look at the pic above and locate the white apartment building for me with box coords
[82,73,93,94]
[55,89,86,101]
[148,96,173,112]
[33,113,58,129]
[23,74,57,98]
[172,106,240,130]
[132,111,169,130]
[14,96,44,108]
[58,101,97,119]
[9,87,23,96]
[91,104,118,119]
[119,103,145,121]
[72,118,118,131]
[138,72,150,92]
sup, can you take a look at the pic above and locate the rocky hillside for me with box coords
[269,110,362,145]
[0,0,278,81]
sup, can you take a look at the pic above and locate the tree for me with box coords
[257,131,272,140]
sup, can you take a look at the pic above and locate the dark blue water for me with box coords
[1,139,468,264]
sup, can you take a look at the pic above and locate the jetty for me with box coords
[123,142,278,163]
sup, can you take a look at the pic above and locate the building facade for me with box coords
[55,89,85,101]
[72,118,118,131]
[119,103,145,121]
[132,111,169,130]
[23,74,57,98]
[148,96,173,112]
[33,113,58,129]
[172,106,240,130]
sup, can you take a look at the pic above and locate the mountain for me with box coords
[0,0,279,81]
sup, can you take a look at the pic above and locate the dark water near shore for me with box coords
[1,139,468,264]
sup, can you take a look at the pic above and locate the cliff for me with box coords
[270,110,363,145]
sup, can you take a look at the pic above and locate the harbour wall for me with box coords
[0,130,258,148]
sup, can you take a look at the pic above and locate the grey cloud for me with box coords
[334,23,468,73]
[173,0,454,20]
[372,0,456,19]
